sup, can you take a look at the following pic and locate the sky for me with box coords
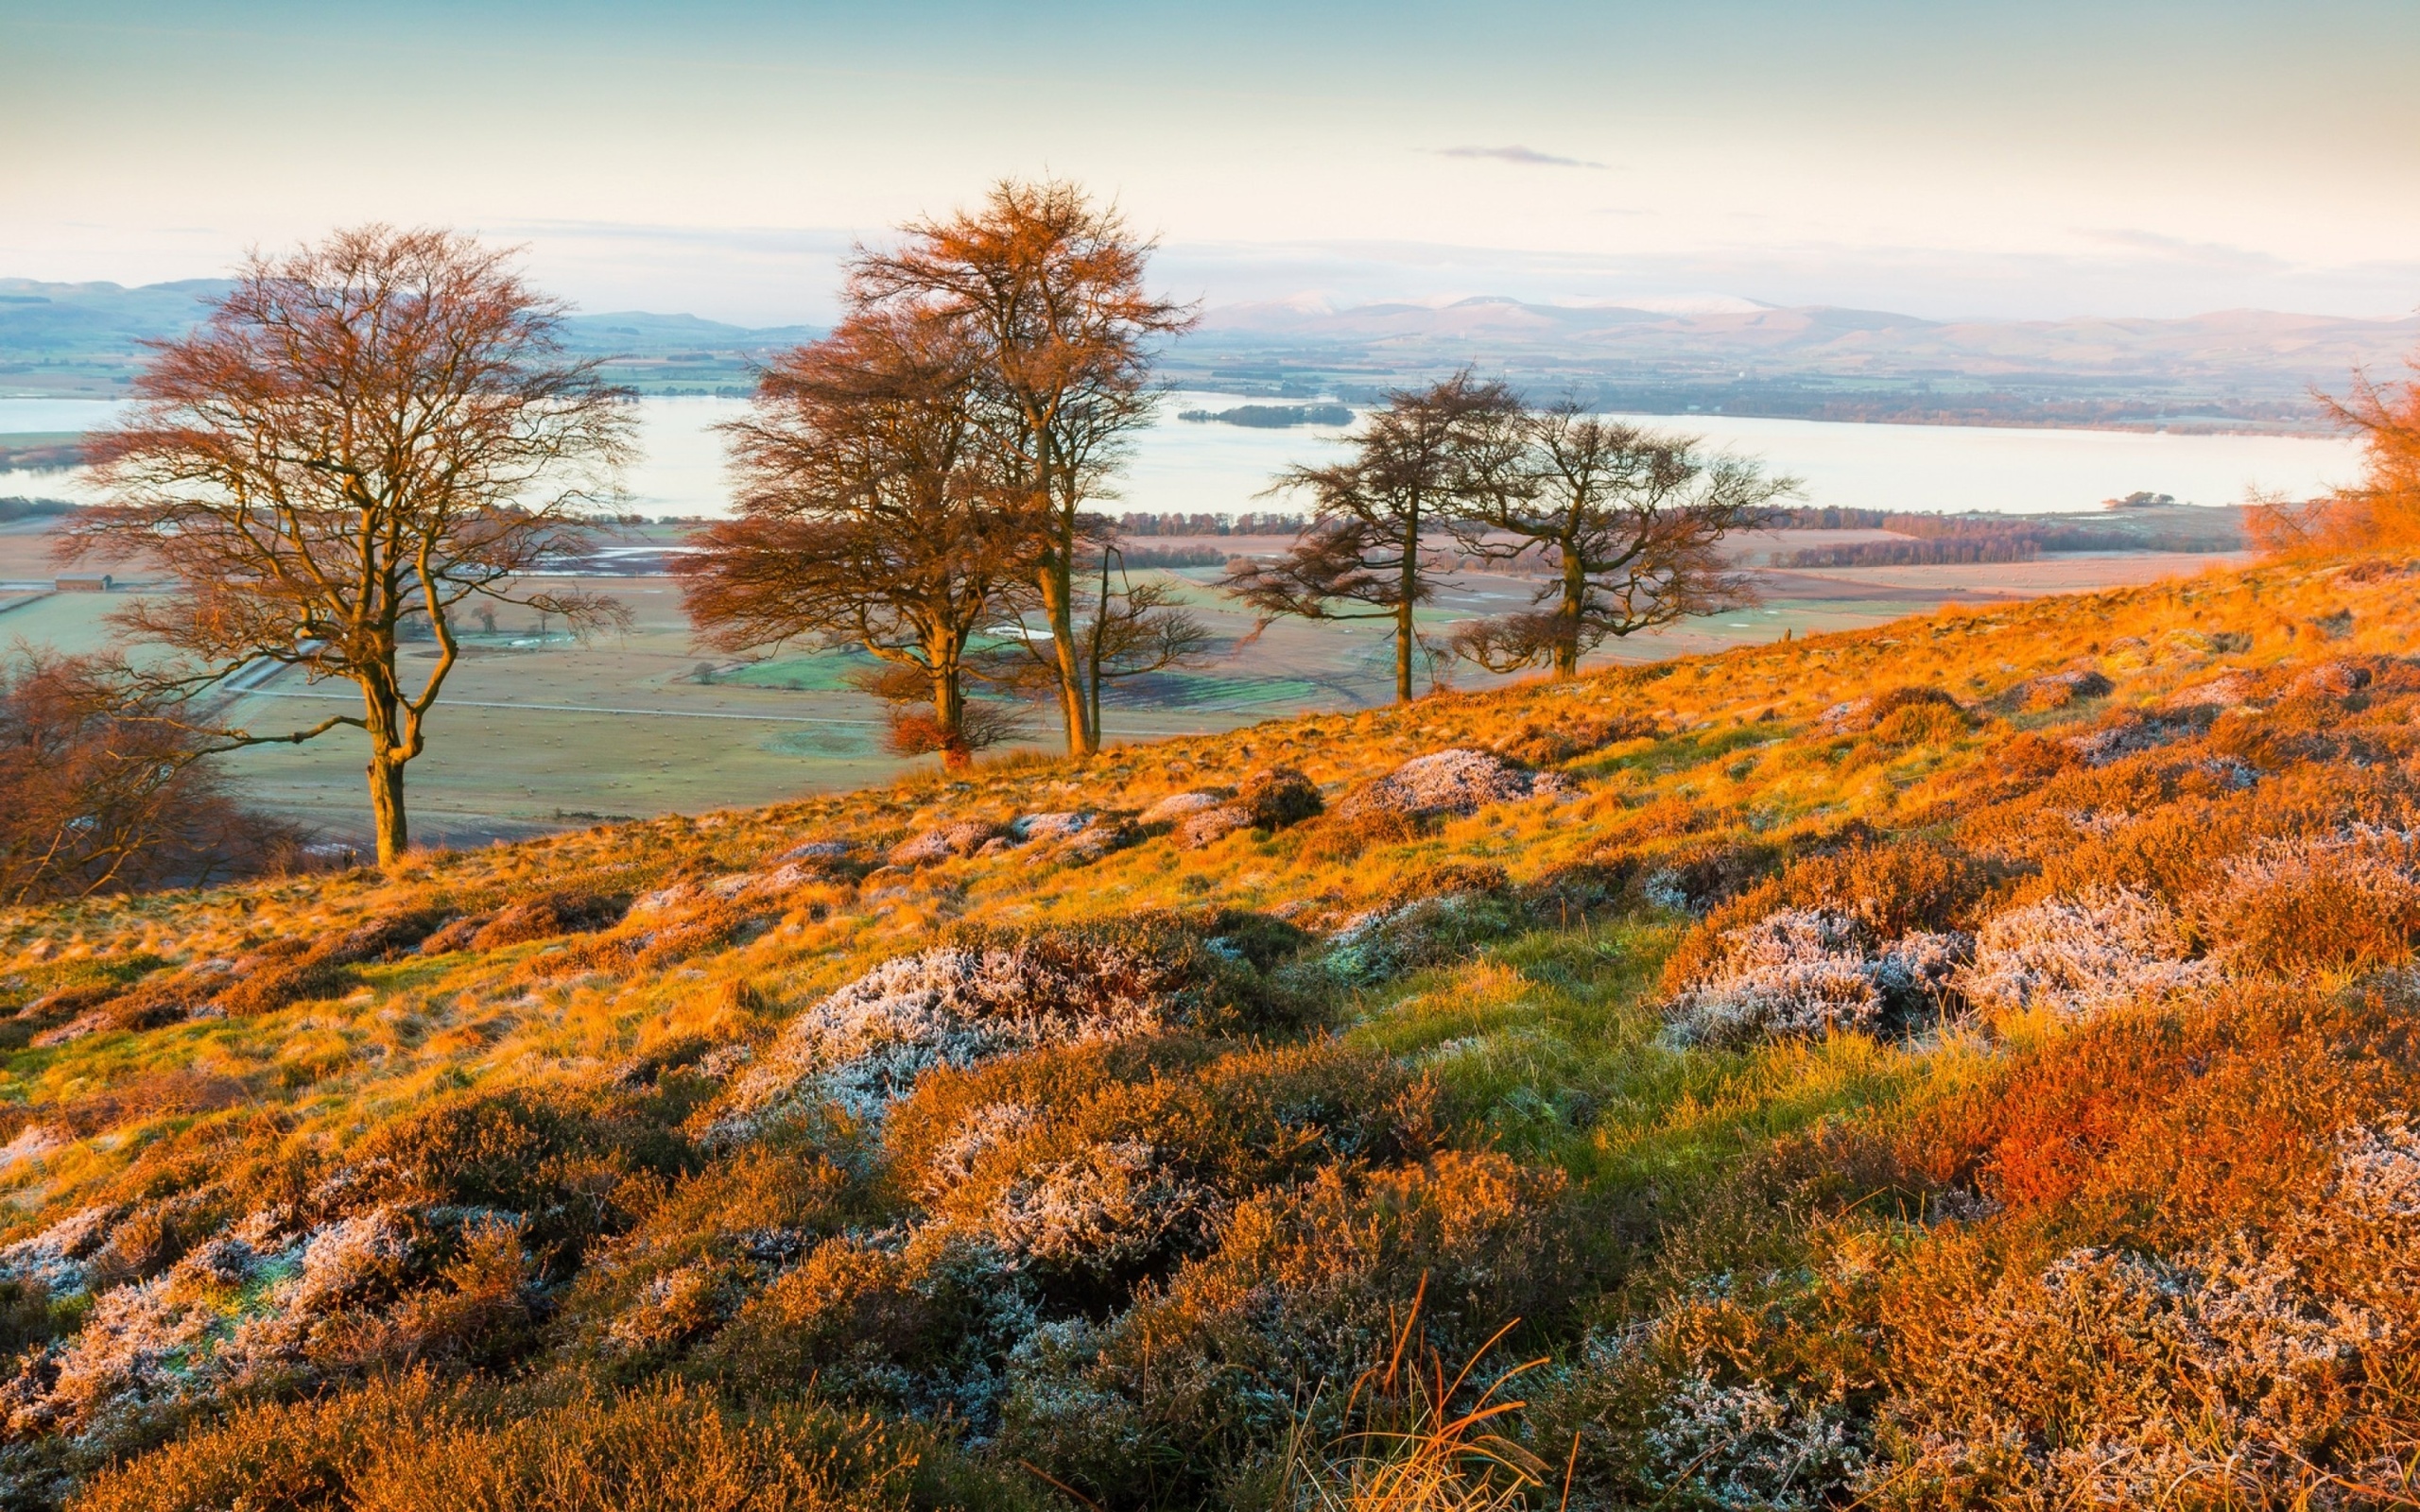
[5,1,2418,326]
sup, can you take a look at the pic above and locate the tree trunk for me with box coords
[931,658,971,771]
[1037,554,1097,756]
[1555,549,1587,679]
[366,747,408,867]
[1393,507,1420,703]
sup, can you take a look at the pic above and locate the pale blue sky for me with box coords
[5,1,2416,321]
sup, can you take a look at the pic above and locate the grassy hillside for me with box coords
[5,556,2420,1509]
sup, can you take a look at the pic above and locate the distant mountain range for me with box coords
[6,277,2413,428]
[1190,296,2420,386]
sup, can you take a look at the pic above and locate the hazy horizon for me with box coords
[7,1,2417,328]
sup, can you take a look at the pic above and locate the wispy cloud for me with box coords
[2078,228,2291,274]
[1433,145,1605,169]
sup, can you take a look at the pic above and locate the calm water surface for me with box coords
[2,393,2362,519]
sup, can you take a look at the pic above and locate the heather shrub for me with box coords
[559,1148,869,1365]
[2195,830,2420,974]
[65,1369,468,1512]
[1309,891,1530,989]
[1958,887,2215,1022]
[887,1040,1437,1306]
[688,1227,1038,1425]
[356,1382,925,1512]
[1661,840,1994,993]
[465,889,630,951]
[998,1152,1576,1508]
[69,1373,1027,1512]
[1888,979,2420,1233]
[1632,836,1785,919]
[1866,1208,2420,1510]
[1664,907,1970,1047]
[706,919,1282,1138]
[346,1089,690,1273]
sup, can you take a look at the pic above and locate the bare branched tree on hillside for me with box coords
[851,180,1198,756]
[2250,352,2420,557]
[682,312,1030,769]
[995,531,1217,738]
[1223,373,1522,703]
[65,226,633,866]
[0,649,301,903]
[1449,405,1797,678]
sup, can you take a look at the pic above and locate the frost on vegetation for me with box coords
[1335,748,1572,823]
[1319,892,1518,988]
[1646,1368,1865,1512]
[979,1139,1209,1274]
[1011,812,1093,845]
[2334,1118,2420,1223]
[779,839,856,865]
[2061,715,2204,768]
[0,1207,118,1296]
[888,820,1009,868]
[713,941,1175,1136]
[1,1224,302,1438]
[1958,888,2215,1021]
[1666,908,1972,1047]
[921,1102,1042,1199]
[0,1125,62,1173]
[1139,791,1224,825]
[1876,1240,2382,1507]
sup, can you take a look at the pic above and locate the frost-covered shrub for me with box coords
[1958,887,2216,1021]
[1868,1117,2420,1509]
[2196,830,2420,974]
[0,1207,118,1297]
[693,1226,1039,1428]
[1315,891,1527,988]
[886,820,1009,868]
[997,1153,1574,1504]
[1870,1241,2375,1509]
[1138,790,1226,826]
[1665,908,1973,1046]
[1335,748,1571,823]
[1174,804,1254,850]
[1645,1369,1866,1512]
[712,931,1199,1135]
[977,1138,1209,1276]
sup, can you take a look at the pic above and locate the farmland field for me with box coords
[0,515,2247,849]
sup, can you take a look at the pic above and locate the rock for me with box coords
[1336,748,1564,822]
[1140,791,1227,826]
[1011,812,1094,844]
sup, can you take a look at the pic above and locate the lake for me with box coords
[3,392,2362,519]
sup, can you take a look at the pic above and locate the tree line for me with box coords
[28,182,1810,878]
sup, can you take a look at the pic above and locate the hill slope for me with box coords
[7,558,2420,1508]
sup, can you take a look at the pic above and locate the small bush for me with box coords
[1958,887,2215,1022]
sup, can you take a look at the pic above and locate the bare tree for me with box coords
[996,528,1216,739]
[1450,404,1797,678]
[0,648,301,904]
[66,226,633,866]
[1223,373,1520,703]
[851,180,1196,756]
[680,311,1029,770]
